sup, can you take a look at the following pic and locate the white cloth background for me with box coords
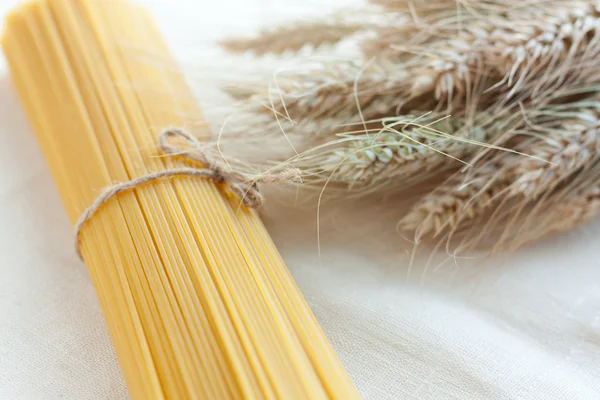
[1,1,600,399]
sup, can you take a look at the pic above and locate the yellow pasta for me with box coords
[2,0,360,398]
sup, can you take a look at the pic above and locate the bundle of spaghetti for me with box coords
[1,0,359,398]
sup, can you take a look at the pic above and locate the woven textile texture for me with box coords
[1,0,599,398]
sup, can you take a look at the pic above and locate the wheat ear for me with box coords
[554,184,600,231]
[511,109,600,198]
[401,99,600,240]
[220,23,363,56]
[509,166,600,250]
[219,5,403,56]
[484,1,600,96]
[400,157,516,238]
[286,113,493,190]
[221,61,414,141]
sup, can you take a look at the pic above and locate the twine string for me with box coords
[73,128,301,260]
